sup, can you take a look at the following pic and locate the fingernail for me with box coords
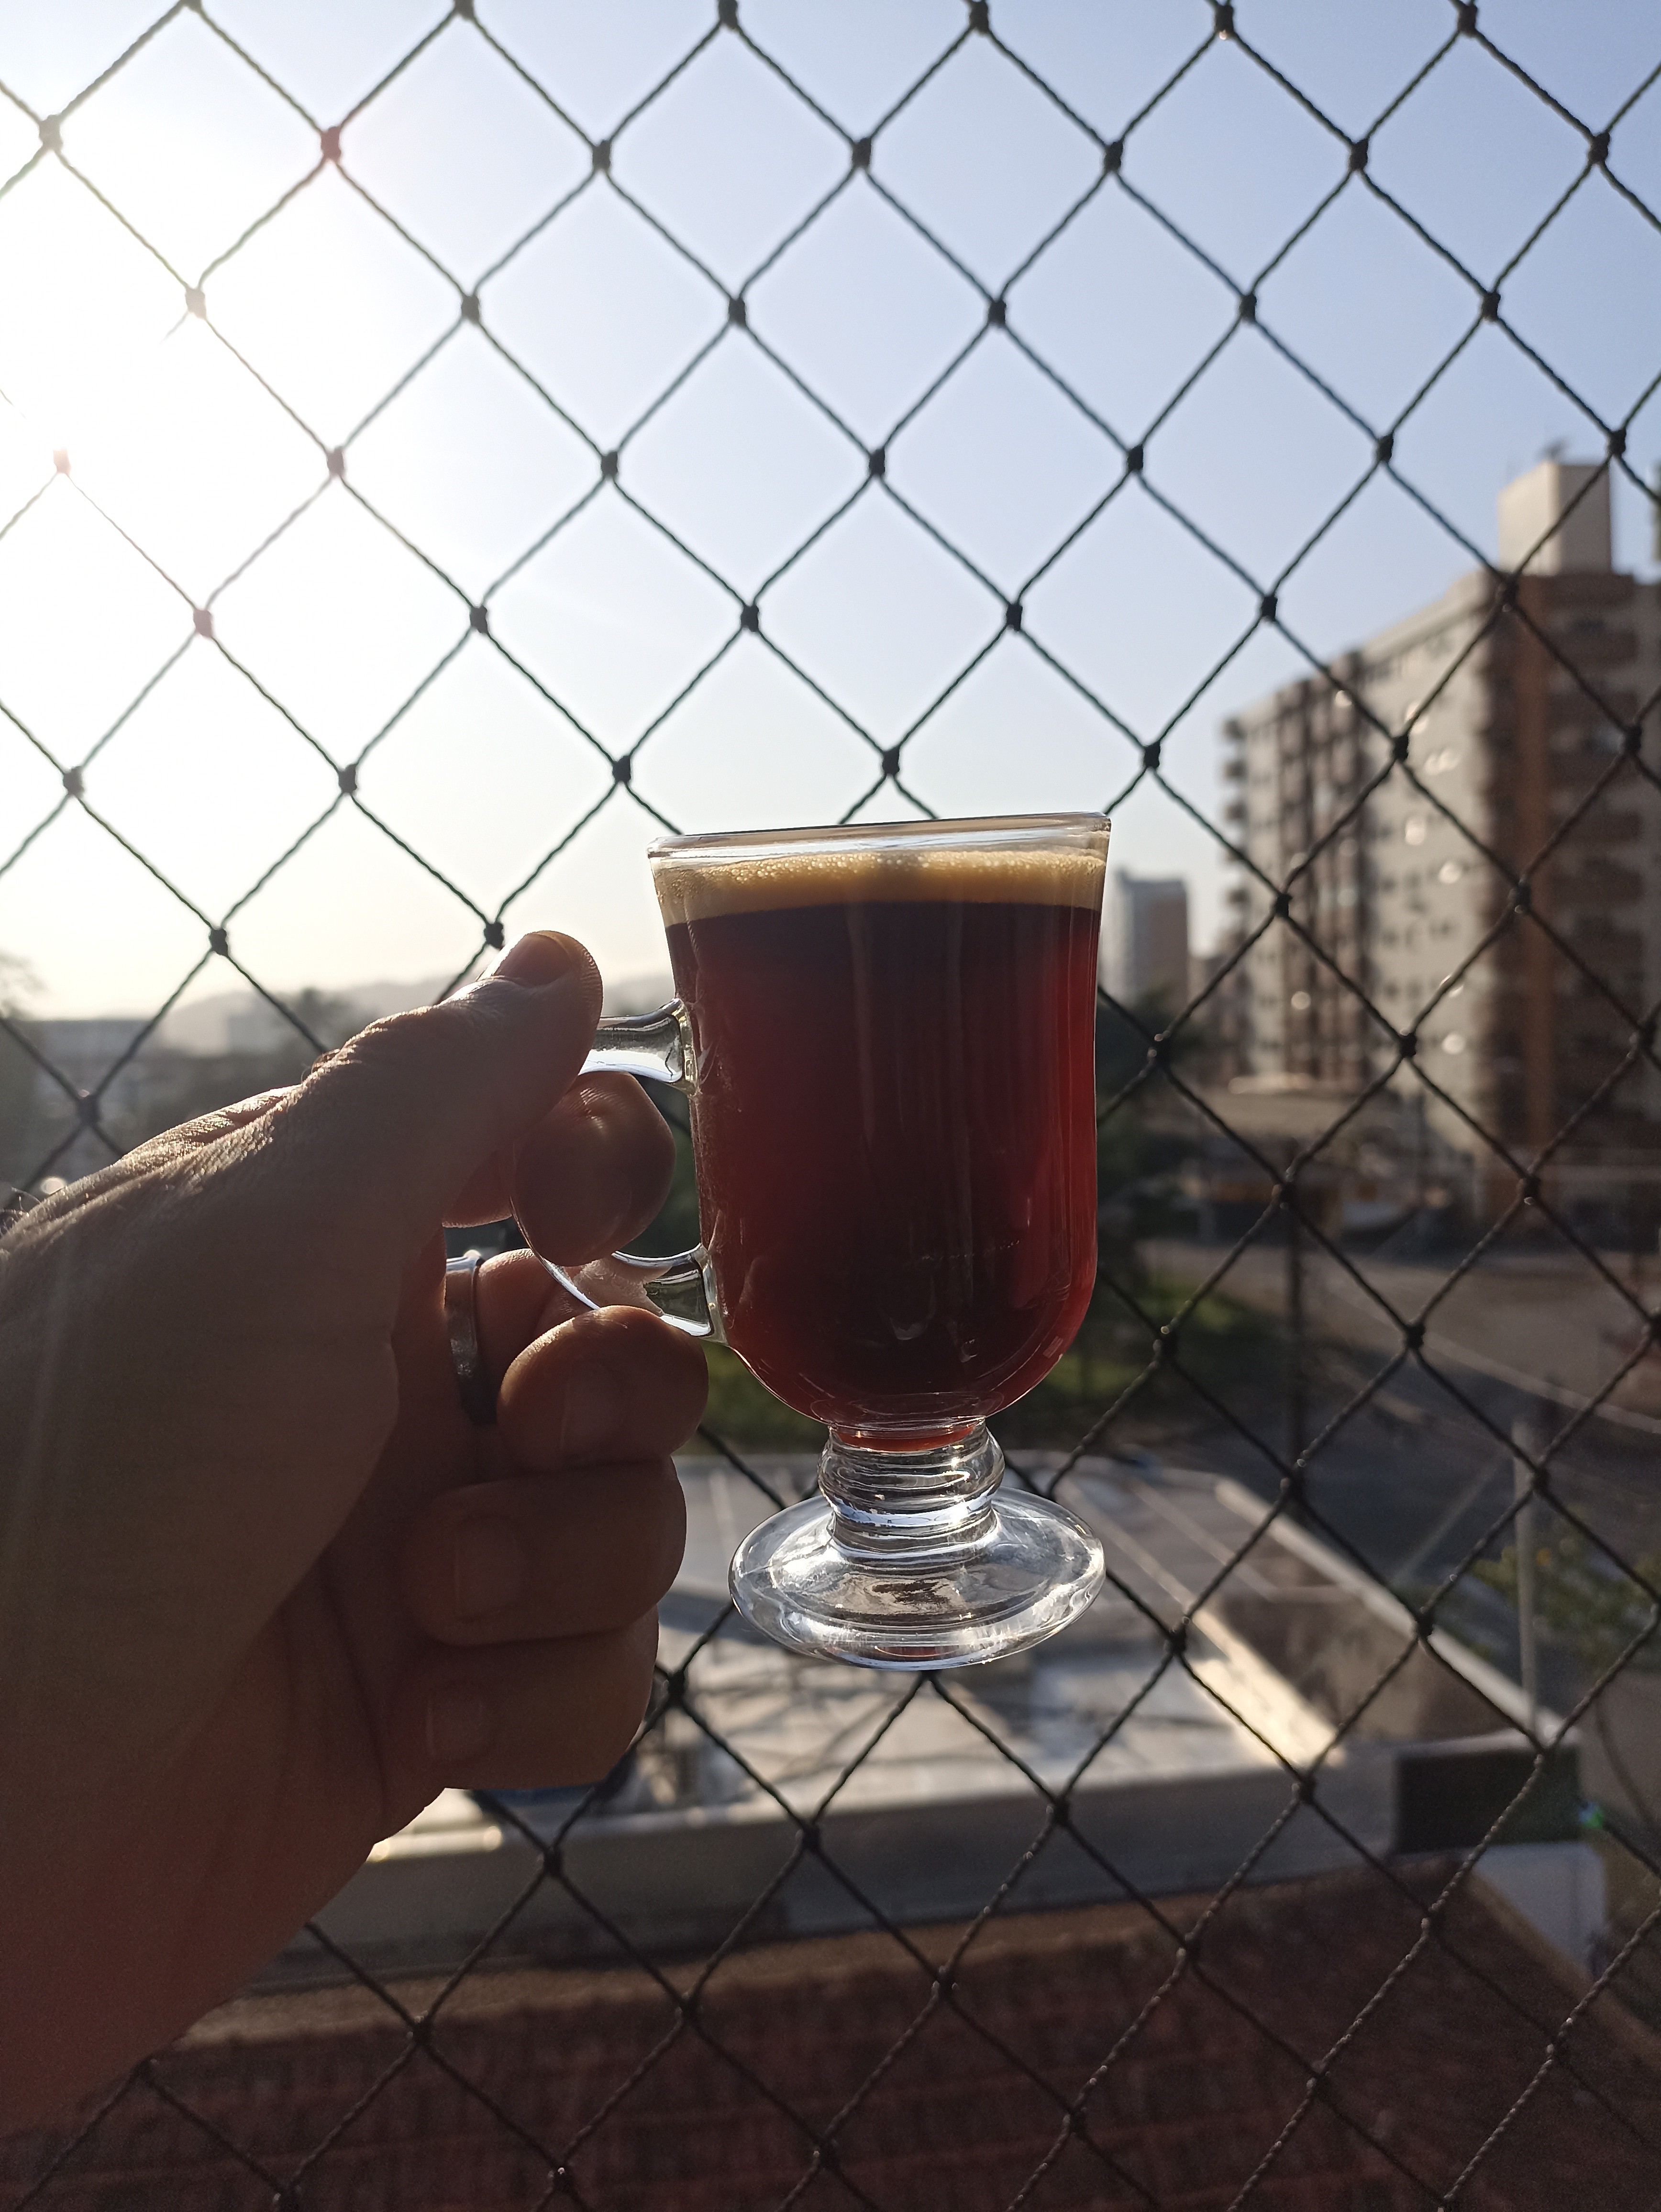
[426,1688,493,1765]
[453,1515,529,1620]
[493,930,587,988]
[559,1364,623,1459]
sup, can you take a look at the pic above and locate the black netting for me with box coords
[3,2,1660,2205]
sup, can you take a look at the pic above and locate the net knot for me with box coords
[1398,1028,1418,1058]
[1237,290,1257,324]
[461,292,482,325]
[184,285,206,319]
[718,0,739,25]
[591,138,611,175]
[1521,1171,1541,1203]
[483,918,506,950]
[453,0,475,17]
[1456,2,1478,32]
[1606,425,1626,457]
[326,446,346,479]
[986,297,1007,328]
[1259,591,1277,623]
[1403,1319,1425,1351]
[867,445,886,479]
[193,607,215,640]
[53,446,70,475]
[881,747,902,779]
[727,293,747,327]
[320,124,342,164]
[1587,131,1610,167]
[1213,1,1236,36]
[1142,738,1162,771]
[600,448,619,481]
[1123,442,1144,475]
[740,601,761,633]
[1004,598,1023,632]
[1512,877,1531,913]
[1273,889,1292,918]
[469,603,490,635]
[1479,288,1500,321]
[75,1092,99,1126]
[1347,138,1369,174]
[612,752,634,785]
[968,0,991,30]
[209,926,230,957]
[62,766,84,798]
[1374,430,1394,465]
[337,763,358,795]
[1166,1621,1188,1657]
[851,136,872,172]
[1103,139,1123,175]
[38,115,62,154]
[1296,1769,1317,1803]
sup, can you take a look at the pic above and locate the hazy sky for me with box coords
[2,0,1658,1018]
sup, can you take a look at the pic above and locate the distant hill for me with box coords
[153,968,675,1054]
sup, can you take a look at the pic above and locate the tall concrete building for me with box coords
[1219,459,1661,1225]
[1104,872,1190,1012]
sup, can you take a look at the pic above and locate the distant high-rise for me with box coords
[1219,458,1661,1222]
[1104,872,1190,1012]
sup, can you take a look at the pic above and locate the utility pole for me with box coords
[1285,1190,1307,1473]
[1510,1409,1542,1736]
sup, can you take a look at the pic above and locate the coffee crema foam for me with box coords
[653,844,1106,925]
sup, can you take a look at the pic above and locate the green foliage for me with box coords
[994,1272,1273,1448]
[1474,1525,1661,1678]
[693,1345,824,1453]
[0,960,42,1188]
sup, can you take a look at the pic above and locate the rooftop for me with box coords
[10,1865,1658,2210]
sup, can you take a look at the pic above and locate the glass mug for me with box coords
[549,813,1110,1670]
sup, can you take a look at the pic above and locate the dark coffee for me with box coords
[662,851,1101,1447]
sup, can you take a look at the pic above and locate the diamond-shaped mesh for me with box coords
[3,1,1660,2204]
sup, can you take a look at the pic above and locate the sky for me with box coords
[1,0,1659,1020]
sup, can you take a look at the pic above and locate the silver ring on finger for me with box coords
[444,1250,497,1427]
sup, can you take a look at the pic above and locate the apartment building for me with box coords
[1219,459,1661,1226]
[1103,871,1190,1012]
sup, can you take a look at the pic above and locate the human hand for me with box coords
[0,932,706,2127]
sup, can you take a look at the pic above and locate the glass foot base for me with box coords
[729,1425,1105,1670]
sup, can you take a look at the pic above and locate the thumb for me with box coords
[243,933,602,1259]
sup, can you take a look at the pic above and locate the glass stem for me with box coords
[818,1424,1005,1566]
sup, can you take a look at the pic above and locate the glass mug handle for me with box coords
[540,1002,725,1343]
